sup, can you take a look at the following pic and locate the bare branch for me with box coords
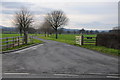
[45,10,68,39]
[13,7,34,44]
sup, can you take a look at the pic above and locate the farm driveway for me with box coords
[2,37,119,78]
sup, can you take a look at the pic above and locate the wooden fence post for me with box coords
[22,36,24,45]
[32,36,33,43]
[81,35,84,45]
[13,37,14,48]
[95,36,97,46]
[29,36,31,43]
[6,38,8,49]
[18,36,19,46]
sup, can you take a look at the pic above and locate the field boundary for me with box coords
[2,42,43,54]
[77,45,119,57]
[1,36,44,53]
[39,35,119,56]
[75,35,97,45]
[1,36,35,50]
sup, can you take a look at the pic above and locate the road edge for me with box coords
[2,43,44,54]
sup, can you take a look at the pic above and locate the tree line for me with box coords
[12,7,112,44]
[13,7,68,44]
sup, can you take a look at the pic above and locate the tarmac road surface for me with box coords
[2,37,119,78]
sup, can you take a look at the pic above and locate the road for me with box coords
[2,37,119,78]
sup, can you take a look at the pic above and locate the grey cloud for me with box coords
[31,7,53,15]
[71,21,117,30]
[1,2,34,14]
[2,2,33,9]
[64,2,117,15]
[1,1,117,30]
[1,2,53,15]
[2,10,15,14]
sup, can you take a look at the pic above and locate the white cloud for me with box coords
[0,14,14,27]
[67,14,117,24]
[0,1,118,30]
[2,0,119,2]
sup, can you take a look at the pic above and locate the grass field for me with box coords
[2,34,21,38]
[39,34,119,56]
[2,34,37,38]
[39,34,96,45]
[1,34,119,56]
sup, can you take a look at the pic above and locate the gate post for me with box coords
[81,35,84,45]
[95,36,97,46]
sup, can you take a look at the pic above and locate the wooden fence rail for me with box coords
[76,35,97,45]
[0,36,34,50]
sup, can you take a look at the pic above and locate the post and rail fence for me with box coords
[0,36,34,50]
[76,35,97,45]
[1,35,97,51]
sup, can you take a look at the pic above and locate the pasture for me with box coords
[39,34,97,45]
[1,33,119,56]
[2,34,37,38]
[39,34,119,56]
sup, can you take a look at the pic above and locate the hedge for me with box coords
[96,33,120,50]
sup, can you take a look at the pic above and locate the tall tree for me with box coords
[14,8,33,44]
[39,21,54,37]
[45,10,68,39]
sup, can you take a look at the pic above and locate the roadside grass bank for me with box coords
[39,34,119,56]
[76,44,119,56]
[2,38,44,52]
[1,34,43,52]
[39,34,78,45]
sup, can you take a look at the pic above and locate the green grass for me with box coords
[2,39,43,51]
[2,34,37,38]
[1,34,119,56]
[39,34,119,56]
[2,34,21,38]
[39,34,96,45]
[39,34,78,45]
[77,45,119,56]
[3,43,33,51]
[1,34,43,51]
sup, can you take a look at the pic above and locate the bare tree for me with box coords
[13,8,33,44]
[45,10,68,39]
[39,21,54,37]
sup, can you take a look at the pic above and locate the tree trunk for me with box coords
[24,31,28,44]
[20,33,22,36]
[20,29,22,36]
[55,29,58,39]
[47,33,49,37]
[45,32,46,37]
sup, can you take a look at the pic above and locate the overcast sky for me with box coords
[0,0,119,30]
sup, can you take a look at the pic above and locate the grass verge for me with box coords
[2,38,44,52]
[39,34,119,56]
[75,44,119,56]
